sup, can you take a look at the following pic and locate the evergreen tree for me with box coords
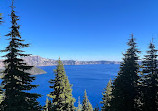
[0,86,4,104]
[0,13,2,24]
[43,98,52,111]
[82,90,93,111]
[110,34,140,111]
[100,79,112,111]
[77,97,82,111]
[141,41,158,111]
[0,1,41,110]
[93,105,99,111]
[49,58,75,111]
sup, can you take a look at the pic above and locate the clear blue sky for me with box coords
[0,0,158,61]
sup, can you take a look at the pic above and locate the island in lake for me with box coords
[0,67,46,77]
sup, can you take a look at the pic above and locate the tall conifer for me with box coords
[77,97,82,111]
[43,98,52,111]
[100,79,112,111]
[0,13,2,24]
[110,34,140,111]
[0,0,41,110]
[49,58,75,111]
[0,85,4,105]
[82,90,93,111]
[93,105,99,111]
[141,41,158,111]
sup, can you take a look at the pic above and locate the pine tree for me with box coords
[100,79,112,111]
[0,1,41,110]
[82,90,93,111]
[93,105,99,111]
[49,58,75,111]
[110,34,140,111]
[43,98,52,111]
[0,13,2,24]
[77,96,82,111]
[141,41,158,111]
[0,86,4,104]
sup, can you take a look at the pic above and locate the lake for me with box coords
[31,64,120,108]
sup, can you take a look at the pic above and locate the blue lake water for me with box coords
[30,64,120,108]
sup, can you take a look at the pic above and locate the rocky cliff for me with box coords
[23,56,120,66]
[0,55,120,67]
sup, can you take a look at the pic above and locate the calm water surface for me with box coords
[30,64,120,108]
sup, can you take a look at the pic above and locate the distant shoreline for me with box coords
[37,63,120,67]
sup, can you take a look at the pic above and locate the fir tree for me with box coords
[82,90,93,111]
[141,41,158,111]
[0,1,41,110]
[0,13,2,24]
[110,34,140,111]
[49,58,75,111]
[93,105,99,111]
[43,98,52,111]
[0,86,4,104]
[77,96,82,111]
[100,79,112,111]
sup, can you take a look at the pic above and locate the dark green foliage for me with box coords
[49,58,75,111]
[0,1,41,111]
[82,90,93,111]
[0,86,4,104]
[43,98,52,111]
[141,42,158,111]
[100,79,112,111]
[110,35,140,111]
[93,105,99,111]
[0,13,2,24]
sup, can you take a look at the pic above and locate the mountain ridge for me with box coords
[0,56,120,67]
[23,56,121,66]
